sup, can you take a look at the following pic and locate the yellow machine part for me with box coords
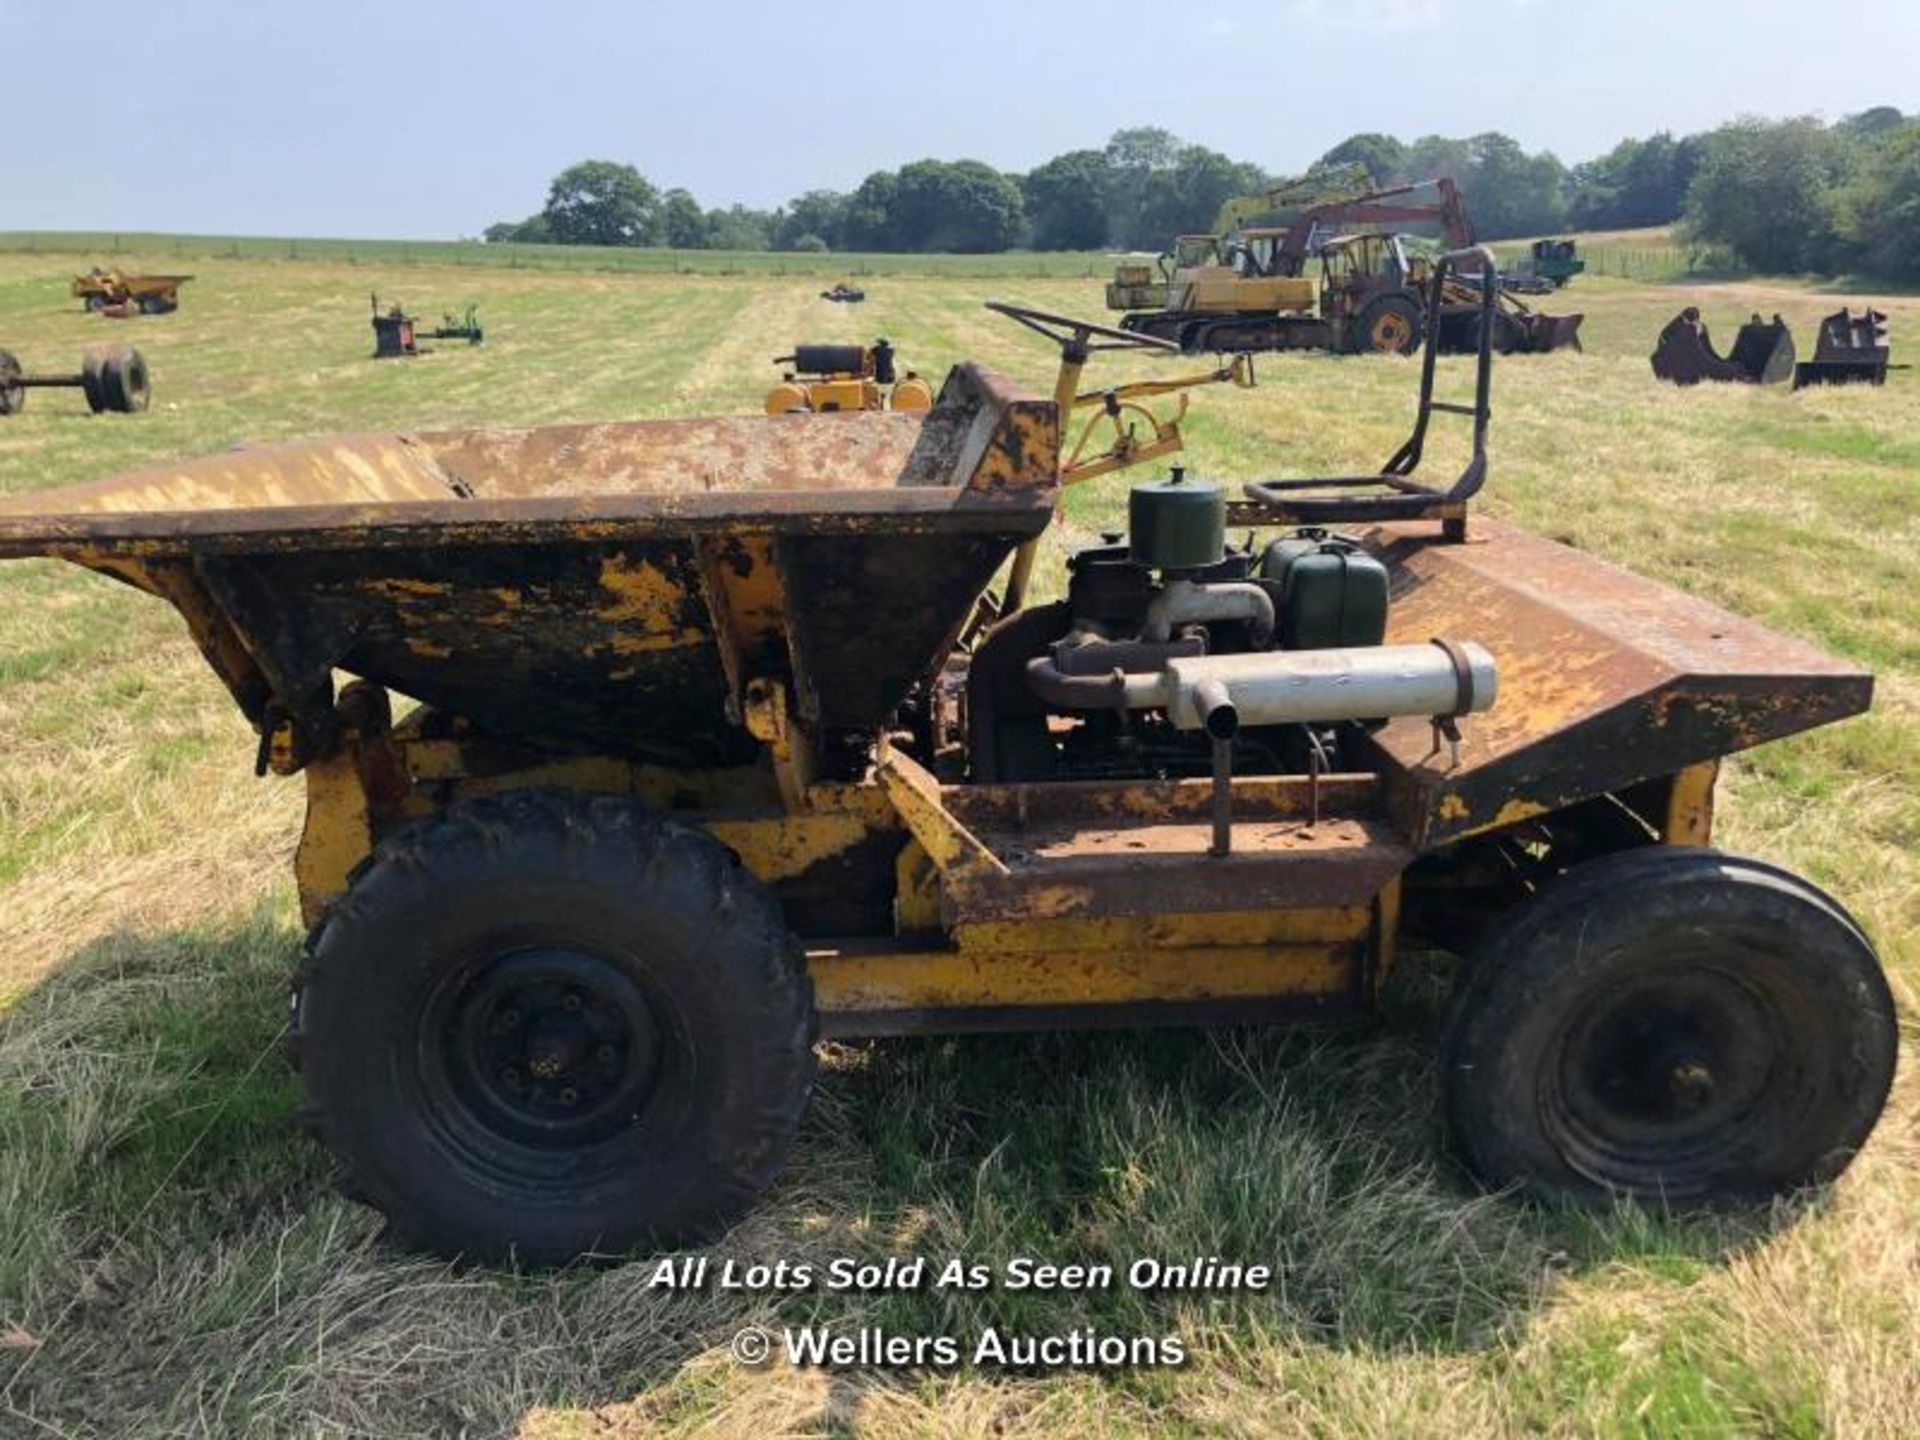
[765,375,882,414]
[889,375,934,411]
[1106,280,1169,311]
[763,381,811,415]
[293,745,1388,1032]
[1172,268,1317,316]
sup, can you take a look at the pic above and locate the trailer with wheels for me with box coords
[0,253,1894,1263]
[0,344,151,415]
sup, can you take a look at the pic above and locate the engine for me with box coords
[958,468,1495,785]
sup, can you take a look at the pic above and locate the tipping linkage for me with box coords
[0,345,152,416]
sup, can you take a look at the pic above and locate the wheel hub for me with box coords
[438,949,660,1147]
[1554,967,1781,1185]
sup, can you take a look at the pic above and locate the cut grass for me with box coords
[0,250,1916,1436]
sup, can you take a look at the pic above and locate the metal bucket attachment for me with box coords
[1651,309,1794,385]
[1792,307,1890,389]
[1510,309,1584,353]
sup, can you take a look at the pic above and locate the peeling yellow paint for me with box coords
[1488,798,1549,828]
[594,555,706,654]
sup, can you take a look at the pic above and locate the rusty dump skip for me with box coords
[1360,520,1871,849]
[0,364,1059,762]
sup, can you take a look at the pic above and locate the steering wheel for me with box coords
[984,300,1179,354]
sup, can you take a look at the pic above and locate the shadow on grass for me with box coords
[0,915,1818,1435]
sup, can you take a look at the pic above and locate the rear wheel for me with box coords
[294,789,816,1264]
[1441,847,1895,1206]
[1354,296,1422,354]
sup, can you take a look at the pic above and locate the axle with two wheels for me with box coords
[0,345,153,415]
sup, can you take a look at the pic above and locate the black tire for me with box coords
[1354,295,1422,354]
[80,348,109,413]
[1442,847,1896,1207]
[100,347,151,413]
[294,789,816,1265]
[0,350,23,415]
[84,293,108,312]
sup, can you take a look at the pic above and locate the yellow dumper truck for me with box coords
[0,261,1892,1263]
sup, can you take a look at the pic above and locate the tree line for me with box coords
[483,109,1918,280]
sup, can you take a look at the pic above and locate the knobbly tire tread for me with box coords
[1439,846,1897,1207]
[291,788,816,1265]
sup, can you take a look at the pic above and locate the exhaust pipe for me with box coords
[1025,641,1498,730]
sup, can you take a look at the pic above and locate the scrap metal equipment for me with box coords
[0,249,1892,1265]
[1793,307,1894,388]
[0,344,151,415]
[1651,308,1795,385]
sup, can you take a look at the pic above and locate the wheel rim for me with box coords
[428,948,663,1151]
[1545,962,1792,1192]
[1369,310,1413,352]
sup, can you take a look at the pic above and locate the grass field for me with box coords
[0,250,1916,1437]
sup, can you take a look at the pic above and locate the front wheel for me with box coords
[294,790,816,1264]
[1441,847,1895,1207]
[1354,295,1422,354]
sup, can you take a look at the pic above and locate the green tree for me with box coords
[1104,127,1183,247]
[704,205,774,251]
[888,159,1025,252]
[1139,145,1266,244]
[1463,132,1567,239]
[1836,106,1907,142]
[1684,117,1853,272]
[1023,149,1110,250]
[775,190,848,250]
[542,160,660,247]
[1316,133,1406,187]
[1831,120,1920,280]
[840,170,900,249]
[1567,132,1703,231]
[1402,135,1474,187]
[482,214,550,244]
[659,188,709,249]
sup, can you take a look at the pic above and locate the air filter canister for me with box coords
[1130,467,1225,572]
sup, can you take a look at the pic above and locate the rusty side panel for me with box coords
[809,903,1370,1032]
[945,773,1381,829]
[1361,520,1870,850]
[945,811,1410,925]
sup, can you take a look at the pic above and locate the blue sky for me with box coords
[3,0,1913,238]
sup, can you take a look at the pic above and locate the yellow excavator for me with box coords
[1109,174,1582,356]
